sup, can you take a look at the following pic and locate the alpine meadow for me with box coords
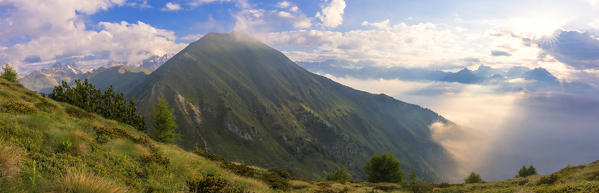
[2,0,599,192]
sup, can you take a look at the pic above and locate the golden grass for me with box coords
[0,141,21,180]
[52,170,128,193]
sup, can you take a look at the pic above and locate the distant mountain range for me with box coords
[20,63,157,93]
[298,60,591,91]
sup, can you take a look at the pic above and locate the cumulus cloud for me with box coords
[315,0,346,28]
[491,50,512,56]
[361,19,391,30]
[162,2,182,11]
[277,1,291,8]
[0,0,186,72]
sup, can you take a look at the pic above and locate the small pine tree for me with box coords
[464,172,483,184]
[364,153,404,183]
[325,167,351,183]
[152,98,179,143]
[527,165,537,176]
[1,64,18,83]
[518,165,538,177]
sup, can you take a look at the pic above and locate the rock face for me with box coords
[132,32,457,181]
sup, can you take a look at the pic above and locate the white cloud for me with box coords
[586,0,599,6]
[315,0,346,28]
[188,0,232,7]
[0,0,186,72]
[277,11,293,18]
[361,19,391,29]
[277,1,291,8]
[162,2,182,11]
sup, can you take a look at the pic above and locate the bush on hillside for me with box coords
[49,79,145,131]
[262,168,291,191]
[1,64,18,83]
[325,167,351,183]
[0,100,37,114]
[537,174,558,185]
[364,153,404,183]
[464,172,483,184]
[187,176,248,193]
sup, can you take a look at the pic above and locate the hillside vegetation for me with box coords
[3,69,599,192]
[0,78,272,192]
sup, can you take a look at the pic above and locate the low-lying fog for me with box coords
[324,75,599,182]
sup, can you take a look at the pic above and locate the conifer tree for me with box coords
[152,98,179,143]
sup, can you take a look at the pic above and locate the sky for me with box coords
[2,0,599,181]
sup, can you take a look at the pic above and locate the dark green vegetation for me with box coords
[1,64,18,83]
[326,167,352,183]
[152,98,179,143]
[364,153,404,183]
[131,32,456,181]
[464,172,483,184]
[48,79,145,131]
[518,165,538,178]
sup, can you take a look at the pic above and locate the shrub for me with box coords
[187,176,248,193]
[464,172,483,184]
[364,153,404,183]
[66,106,94,119]
[34,99,57,112]
[0,64,18,83]
[518,165,537,177]
[518,179,529,185]
[194,149,227,162]
[586,170,599,181]
[268,168,292,179]
[374,183,401,192]
[537,174,558,185]
[0,100,37,114]
[436,182,451,188]
[52,170,128,193]
[326,167,351,183]
[142,151,170,165]
[408,181,433,193]
[221,162,256,177]
[262,169,291,191]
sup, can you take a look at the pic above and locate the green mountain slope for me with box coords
[132,32,456,181]
[85,65,152,95]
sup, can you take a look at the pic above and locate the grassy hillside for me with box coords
[132,32,455,181]
[433,161,599,193]
[0,78,272,192]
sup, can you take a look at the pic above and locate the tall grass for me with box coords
[52,170,128,193]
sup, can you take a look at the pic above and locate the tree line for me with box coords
[48,79,145,131]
